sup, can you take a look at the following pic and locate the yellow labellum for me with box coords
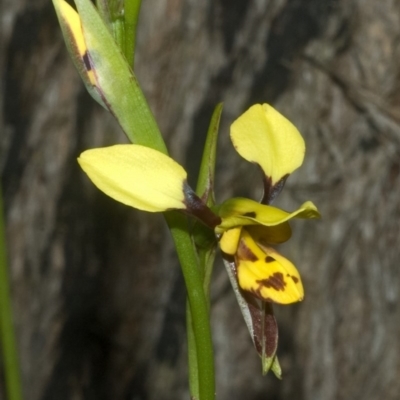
[236,230,303,304]
[78,145,187,212]
[231,104,305,185]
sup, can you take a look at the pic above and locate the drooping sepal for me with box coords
[222,256,281,377]
[230,104,305,186]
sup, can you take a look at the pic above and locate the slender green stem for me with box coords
[165,212,215,400]
[124,0,142,67]
[186,301,199,399]
[0,188,23,400]
[112,17,125,57]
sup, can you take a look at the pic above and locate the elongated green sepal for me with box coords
[222,257,280,377]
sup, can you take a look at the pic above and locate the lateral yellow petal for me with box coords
[219,227,242,255]
[217,197,320,232]
[78,145,187,212]
[231,104,305,184]
[236,230,303,304]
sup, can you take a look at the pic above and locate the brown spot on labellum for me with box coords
[257,272,286,291]
[265,256,274,263]
[237,241,258,262]
[291,275,299,283]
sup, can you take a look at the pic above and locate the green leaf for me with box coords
[74,0,167,152]
[95,0,112,30]
[196,103,223,207]
[192,103,222,304]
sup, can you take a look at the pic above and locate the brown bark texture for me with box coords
[1,0,400,399]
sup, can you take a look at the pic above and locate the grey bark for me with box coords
[1,0,400,399]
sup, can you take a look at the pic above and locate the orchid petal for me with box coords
[217,197,320,232]
[231,104,305,185]
[78,144,187,212]
[219,226,242,255]
[222,253,282,376]
[246,224,292,245]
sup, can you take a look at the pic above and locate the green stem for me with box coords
[186,301,199,399]
[165,212,215,400]
[112,16,126,57]
[0,188,23,400]
[124,0,142,67]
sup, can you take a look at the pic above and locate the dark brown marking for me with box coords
[243,295,278,355]
[183,183,221,228]
[261,173,289,205]
[82,51,92,71]
[237,241,258,262]
[265,256,274,263]
[291,275,299,283]
[243,211,256,218]
[257,272,286,291]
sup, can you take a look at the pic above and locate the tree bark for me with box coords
[1,0,400,399]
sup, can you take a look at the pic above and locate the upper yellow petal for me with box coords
[78,144,187,212]
[230,104,305,184]
[217,197,320,232]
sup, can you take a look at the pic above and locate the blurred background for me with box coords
[1,0,400,399]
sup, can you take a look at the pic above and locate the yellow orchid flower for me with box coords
[217,104,319,305]
[217,199,319,304]
[216,103,319,375]
[78,104,319,305]
[77,103,319,376]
